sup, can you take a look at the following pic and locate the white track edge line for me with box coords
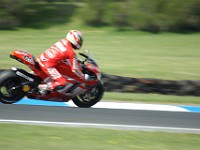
[0,119,200,133]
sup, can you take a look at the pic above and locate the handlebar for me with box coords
[79,52,89,59]
[78,51,98,67]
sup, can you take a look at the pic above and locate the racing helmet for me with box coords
[66,30,83,50]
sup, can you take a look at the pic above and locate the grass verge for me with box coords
[103,92,200,105]
[0,124,200,150]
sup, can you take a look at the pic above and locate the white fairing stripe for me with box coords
[40,54,49,61]
[72,58,83,78]
[47,68,62,80]
[37,58,44,67]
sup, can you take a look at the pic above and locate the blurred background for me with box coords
[0,0,200,32]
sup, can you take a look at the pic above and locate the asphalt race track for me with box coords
[1,99,200,133]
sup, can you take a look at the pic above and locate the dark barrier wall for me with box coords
[102,74,200,97]
[0,69,199,96]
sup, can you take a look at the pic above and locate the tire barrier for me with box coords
[102,74,200,96]
[1,69,200,96]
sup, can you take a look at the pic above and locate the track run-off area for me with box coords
[14,98,200,113]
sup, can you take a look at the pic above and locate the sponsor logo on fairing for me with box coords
[16,71,34,82]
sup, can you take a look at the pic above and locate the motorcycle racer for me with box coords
[37,30,97,94]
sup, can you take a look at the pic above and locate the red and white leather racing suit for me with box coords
[37,39,95,91]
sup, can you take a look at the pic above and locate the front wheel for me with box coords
[72,81,104,108]
[0,70,26,104]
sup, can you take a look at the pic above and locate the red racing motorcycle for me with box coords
[0,50,104,107]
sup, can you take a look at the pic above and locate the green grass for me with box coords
[103,92,200,105]
[0,26,200,104]
[0,124,200,150]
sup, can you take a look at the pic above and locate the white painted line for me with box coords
[0,119,199,133]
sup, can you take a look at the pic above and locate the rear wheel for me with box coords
[72,82,104,108]
[0,71,26,104]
